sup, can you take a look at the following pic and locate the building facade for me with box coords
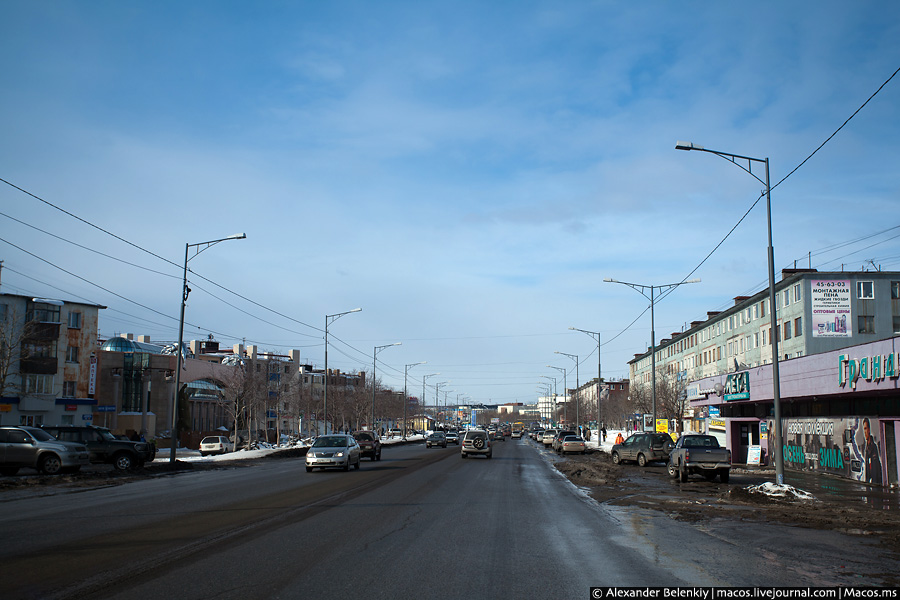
[0,294,104,427]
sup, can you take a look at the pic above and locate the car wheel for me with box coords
[200,452,207,457]
[113,453,135,471]
[461,453,467,459]
[611,451,621,465]
[354,457,360,470]
[667,462,678,478]
[637,453,647,467]
[39,454,63,475]
[343,460,350,472]
[0,467,20,476]
[376,450,381,461]
[720,470,730,483]
[306,466,313,473]
[679,462,688,483]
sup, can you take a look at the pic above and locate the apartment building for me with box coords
[0,293,105,427]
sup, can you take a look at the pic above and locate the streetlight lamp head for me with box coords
[227,233,247,240]
[675,141,703,151]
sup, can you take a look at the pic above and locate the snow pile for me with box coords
[746,482,816,502]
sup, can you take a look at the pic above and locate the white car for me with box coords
[306,435,361,472]
[199,436,232,456]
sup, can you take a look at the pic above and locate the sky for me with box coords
[2,1,899,409]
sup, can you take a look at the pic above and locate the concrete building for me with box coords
[624,269,900,486]
[0,294,104,427]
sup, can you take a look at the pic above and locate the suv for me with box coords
[611,432,676,467]
[352,431,382,461]
[41,425,156,470]
[460,430,492,459]
[0,426,90,475]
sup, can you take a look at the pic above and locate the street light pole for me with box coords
[403,361,425,437]
[422,373,440,420]
[676,140,784,484]
[324,308,362,435]
[570,327,602,429]
[555,351,579,426]
[547,365,567,424]
[604,278,700,432]
[540,375,557,424]
[170,233,246,463]
[373,342,401,432]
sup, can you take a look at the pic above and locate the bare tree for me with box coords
[0,308,32,397]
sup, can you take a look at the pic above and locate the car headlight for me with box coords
[335,451,345,457]
[307,452,316,458]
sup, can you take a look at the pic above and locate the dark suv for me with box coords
[352,431,382,461]
[611,432,676,467]
[41,425,155,470]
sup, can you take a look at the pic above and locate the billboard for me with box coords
[811,280,851,337]
[772,416,884,484]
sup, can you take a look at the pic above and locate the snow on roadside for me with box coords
[746,482,816,502]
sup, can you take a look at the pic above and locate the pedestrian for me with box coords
[615,432,624,445]
[602,426,607,442]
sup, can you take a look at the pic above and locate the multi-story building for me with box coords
[629,269,900,388]
[0,293,105,427]
[625,269,900,486]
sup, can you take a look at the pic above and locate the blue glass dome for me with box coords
[100,336,138,353]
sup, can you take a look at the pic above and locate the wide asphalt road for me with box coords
[2,436,890,599]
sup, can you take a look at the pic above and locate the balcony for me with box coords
[20,356,59,375]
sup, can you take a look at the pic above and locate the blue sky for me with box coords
[2,1,899,408]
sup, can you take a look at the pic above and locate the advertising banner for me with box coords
[811,279,851,337]
[771,416,884,484]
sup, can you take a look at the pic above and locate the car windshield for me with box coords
[96,429,118,441]
[564,436,581,441]
[354,433,373,441]
[313,436,348,448]
[201,437,221,444]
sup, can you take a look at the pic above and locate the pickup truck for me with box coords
[667,434,732,483]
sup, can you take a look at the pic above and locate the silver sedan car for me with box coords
[305,434,361,472]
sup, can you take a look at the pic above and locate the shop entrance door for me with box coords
[737,422,760,464]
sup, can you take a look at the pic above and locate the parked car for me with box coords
[199,436,232,456]
[41,425,156,470]
[0,426,90,475]
[558,435,587,455]
[426,431,447,448]
[541,429,558,447]
[532,429,545,441]
[460,430,492,459]
[305,434,361,472]
[610,432,676,467]
[667,434,732,483]
[511,429,523,439]
[445,431,459,445]
[551,430,577,452]
[352,431,382,460]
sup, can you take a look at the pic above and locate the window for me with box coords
[894,316,900,335]
[67,311,82,328]
[858,315,875,334]
[794,317,802,337]
[892,281,900,300]
[783,322,792,341]
[857,281,874,299]
[66,346,79,363]
[762,329,768,346]
[793,283,801,303]
[63,380,76,398]
[755,332,759,348]
[25,374,54,394]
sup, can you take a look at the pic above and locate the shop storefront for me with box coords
[687,336,900,487]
